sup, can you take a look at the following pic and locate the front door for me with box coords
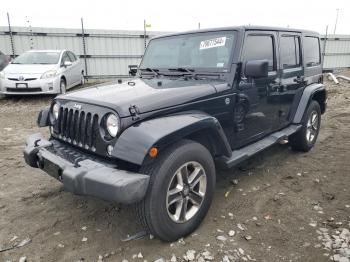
[233,31,281,148]
[61,52,74,87]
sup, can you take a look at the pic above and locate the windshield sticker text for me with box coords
[200,37,226,50]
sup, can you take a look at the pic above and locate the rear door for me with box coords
[67,51,81,84]
[278,32,304,126]
[234,31,281,148]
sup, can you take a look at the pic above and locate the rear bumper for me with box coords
[23,133,150,204]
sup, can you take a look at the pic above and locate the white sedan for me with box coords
[0,50,84,95]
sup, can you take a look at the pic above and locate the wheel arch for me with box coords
[312,88,326,114]
[112,112,232,166]
[60,75,66,83]
[292,83,326,124]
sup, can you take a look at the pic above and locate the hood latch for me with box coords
[129,105,140,120]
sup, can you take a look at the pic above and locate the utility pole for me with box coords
[198,22,201,29]
[333,8,339,35]
[7,12,15,58]
[81,18,88,79]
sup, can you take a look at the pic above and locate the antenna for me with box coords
[333,8,339,35]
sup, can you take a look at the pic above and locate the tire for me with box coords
[135,140,216,242]
[289,100,321,152]
[60,78,66,94]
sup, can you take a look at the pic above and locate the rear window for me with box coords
[280,35,301,69]
[303,37,321,67]
[242,35,275,71]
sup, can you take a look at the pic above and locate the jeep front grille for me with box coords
[56,106,99,151]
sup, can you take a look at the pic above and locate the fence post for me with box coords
[81,18,88,79]
[322,25,328,68]
[7,12,15,58]
[143,19,147,51]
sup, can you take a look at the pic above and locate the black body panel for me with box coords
[25,26,326,205]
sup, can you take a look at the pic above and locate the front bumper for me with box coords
[0,77,60,95]
[23,133,150,204]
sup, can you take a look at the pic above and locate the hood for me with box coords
[59,78,227,117]
[3,64,57,75]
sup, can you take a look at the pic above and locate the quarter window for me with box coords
[280,35,301,69]
[242,35,275,71]
[304,36,321,67]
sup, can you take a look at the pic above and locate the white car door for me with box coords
[61,52,75,87]
[67,51,81,84]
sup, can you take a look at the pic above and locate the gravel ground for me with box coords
[0,76,349,262]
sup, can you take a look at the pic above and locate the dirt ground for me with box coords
[0,76,349,262]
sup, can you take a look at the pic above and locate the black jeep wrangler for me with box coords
[24,26,326,242]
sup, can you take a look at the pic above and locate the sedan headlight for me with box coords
[41,70,57,79]
[106,114,120,137]
[0,71,5,79]
[52,103,59,120]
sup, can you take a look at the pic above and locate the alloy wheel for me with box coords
[306,111,318,143]
[166,161,207,223]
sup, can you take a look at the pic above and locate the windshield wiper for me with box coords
[168,67,195,73]
[139,67,160,76]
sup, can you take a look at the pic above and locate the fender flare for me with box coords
[292,83,326,124]
[112,112,232,165]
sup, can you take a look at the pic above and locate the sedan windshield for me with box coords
[12,52,60,65]
[140,31,236,72]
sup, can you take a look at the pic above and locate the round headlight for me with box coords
[52,103,59,120]
[106,114,120,137]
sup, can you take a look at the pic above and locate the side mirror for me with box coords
[63,61,73,67]
[244,59,269,78]
[128,65,138,76]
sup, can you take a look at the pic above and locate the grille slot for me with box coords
[55,106,99,151]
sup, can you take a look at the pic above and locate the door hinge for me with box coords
[129,105,140,120]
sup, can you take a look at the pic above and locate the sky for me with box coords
[0,0,349,34]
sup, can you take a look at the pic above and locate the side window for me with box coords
[303,36,321,67]
[280,35,301,69]
[242,35,275,71]
[67,52,77,62]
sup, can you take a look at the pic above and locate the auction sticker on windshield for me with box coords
[200,37,226,50]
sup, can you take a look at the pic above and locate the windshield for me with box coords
[12,52,60,65]
[140,31,236,71]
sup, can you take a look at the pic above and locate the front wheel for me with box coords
[135,140,216,242]
[289,100,321,152]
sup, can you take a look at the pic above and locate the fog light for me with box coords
[107,145,113,156]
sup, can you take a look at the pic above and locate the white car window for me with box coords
[68,52,77,62]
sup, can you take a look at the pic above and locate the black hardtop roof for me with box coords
[152,25,320,40]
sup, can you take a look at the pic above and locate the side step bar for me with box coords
[217,124,302,169]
